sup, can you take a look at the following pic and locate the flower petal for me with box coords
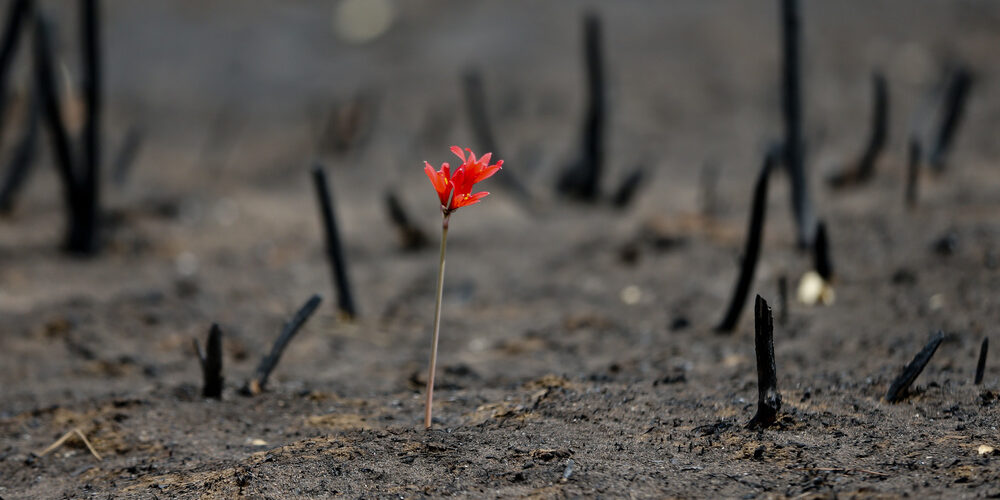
[456,191,489,208]
[474,160,502,183]
[424,162,448,194]
[450,146,466,163]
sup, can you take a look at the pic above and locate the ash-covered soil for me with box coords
[2,1,1000,498]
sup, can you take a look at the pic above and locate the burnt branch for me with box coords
[384,189,427,251]
[779,0,815,248]
[885,331,944,403]
[33,13,81,223]
[715,146,779,333]
[929,66,972,172]
[975,337,988,385]
[747,295,781,429]
[0,85,39,214]
[0,0,32,143]
[246,294,323,395]
[68,0,101,254]
[556,12,605,201]
[312,164,357,319]
[194,324,224,399]
[828,72,888,188]
[461,69,532,204]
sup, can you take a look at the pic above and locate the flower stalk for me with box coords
[424,212,449,429]
[422,147,501,429]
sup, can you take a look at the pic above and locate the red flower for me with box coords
[424,146,502,214]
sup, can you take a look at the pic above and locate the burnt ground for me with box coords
[2,1,1000,498]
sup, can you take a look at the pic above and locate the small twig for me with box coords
[195,323,223,399]
[747,295,781,429]
[556,12,605,201]
[716,146,779,333]
[793,467,888,477]
[0,85,40,214]
[312,164,357,319]
[611,165,645,209]
[384,188,428,251]
[38,428,102,461]
[111,125,143,186]
[929,66,972,172]
[828,72,888,188]
[975,337,988,385]
[461,68,532,205]
[905,136,921,209]
[779,0,815,248]
[885,331,944,403]
[246,294,323,395]
[812,220,832,281]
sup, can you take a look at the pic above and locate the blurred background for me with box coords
[0,0,996,417]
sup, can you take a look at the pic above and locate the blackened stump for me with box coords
[312,164,357,319]
[747,295,781,429]
[779,0,815,248]
[556,13,605,201]
[885,331,944,403]
[828,72,888,188]
[975,337,988,385]
[716,146,779,333]
[247,295,323,395]
[70,0,101,255]
[194,324,224,399]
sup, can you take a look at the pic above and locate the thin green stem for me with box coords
[424,214,449,429]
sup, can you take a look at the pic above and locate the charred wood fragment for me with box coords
[885,331,944,403]
[929,66,972,172]
[245,295,323,395]
[715,146,779,333]
[194,324,224,399]
[461,69,531,204]
[312,164,357,319]
[556,13,605,202]
[828,72,888,188]
[747,295,781,429]
[975,337,988,385]
[779,0,815,248]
